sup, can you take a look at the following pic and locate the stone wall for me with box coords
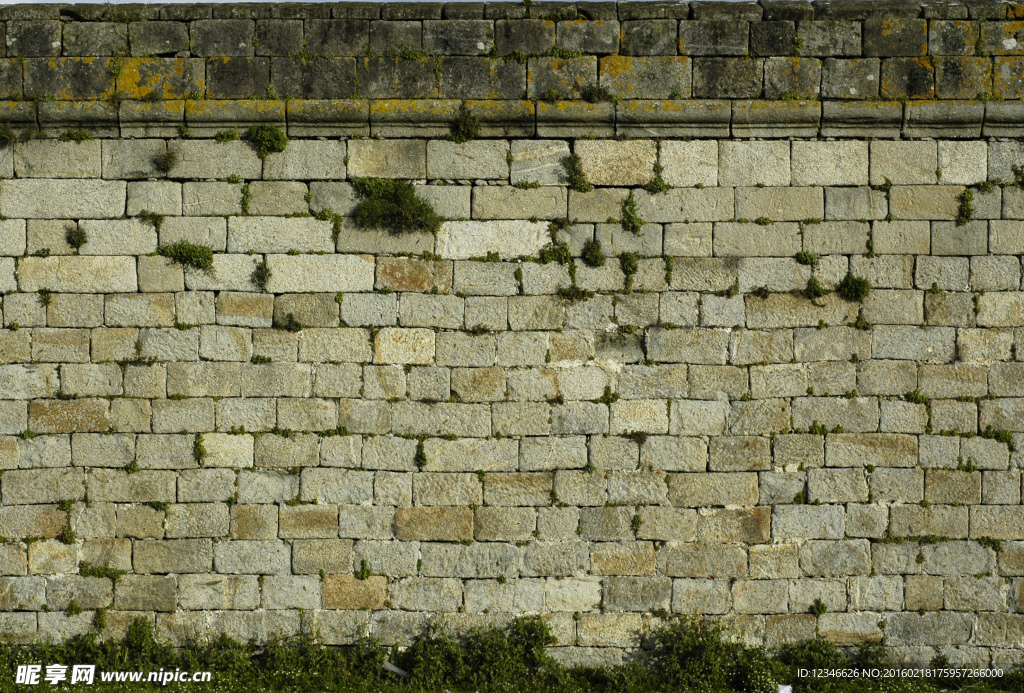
[0,0,1022,669]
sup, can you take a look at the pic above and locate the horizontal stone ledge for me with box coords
[2,1,1018,24]
[2,98,1022,141]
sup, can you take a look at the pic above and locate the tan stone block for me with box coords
[394,507,473,541]
[322,574,386,610]
[29,399,110,433]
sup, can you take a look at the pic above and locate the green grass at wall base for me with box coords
[0,617,1020,693]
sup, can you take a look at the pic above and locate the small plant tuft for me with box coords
[556,285,594,303]
[538,241,571,265]
[245,124,288,159]
[449,103,481,144]
[794,251,819,268]
[79,561,125,581]
[251,258,271,291]
[836,271,871,302]
[275,313,303,333]
[65,226,87,252]
[621,192,644,235]
[809,598,827,617]
[581,238,605,267]
[59,130,92,143]
[619,251,638,292]
[153,151,177,174]
[159,240,214,271]
[215,129,239,143]
[352,178,442,236]
[956,187,974,226]
[804,276,828,299]
[562,154,592,193]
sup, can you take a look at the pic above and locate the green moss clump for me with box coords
[556,285,594,303]
[621,192,645,235]
[215,129,239,143]
[580,84,616,104]
[0,123,17,148]
[251,258,271,291]
[352,178,442,235]
[981,425,1015,451]
[449,104,481,144]
[581,239,605,267]
[805,276,828,299]
[246,124,288,159]
[619,251,639,291]
[78,560,125,581]
[59,130,92,143]
[794,251,819,267]
[65,227,87,252]
[538,241,571,265]
[137,209,165,233]
[193,433,207,463]
[836,271,872,302]
[275,313,303,332]
[153,151,177,174]
[159,240,214,271]
[956,187,974,226]
[562,154,592,193]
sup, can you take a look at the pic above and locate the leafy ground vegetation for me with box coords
[1,617,1020,693]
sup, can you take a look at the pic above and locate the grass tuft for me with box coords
[449,103,481,144]
[836,271,871,302]
[153,151,177,174]
[159,240,214,271]
[351,178,442,235]
[245,124,288,159]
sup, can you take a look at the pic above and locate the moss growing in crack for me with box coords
[215,129,239,143]
[36,288,52,307]
[556,285,594,303]
[59,130,92,143]
[956,187,974,226]
[245,124,288,159]
[562,154,592,193]
[351,178,442,235]
[805,276,828,299]
[65,226,87,252]
[794,251,819,268]
[621,192,644,236]
[981,425,1015,451]
[251,257,271,291]
[580,84,617,104]
[79,561,125,581]
[159,240,214,271]
[275,313,303,332]
[153,151,177,174]
[539,241,571,265]
[449,103,481,144]
[0,124,17,148]
[137,209,164,233]
[241,183,251,215]
[193,433,207,463]
[620,251,638,292]
[836,271,871,302]
[642,163,670,194]
[581,238,605,267]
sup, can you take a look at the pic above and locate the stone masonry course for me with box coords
[0,0,1021,670]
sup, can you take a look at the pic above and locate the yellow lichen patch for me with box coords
[599,56,633,81]
[185,99,285,118]
[370,99,458,117]
[116,58,206,100]
[130,99,185,116]
[464,99,533,119]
